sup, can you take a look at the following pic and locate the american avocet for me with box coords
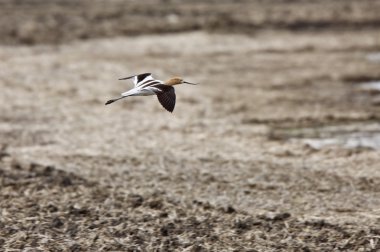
[105,73,197,112]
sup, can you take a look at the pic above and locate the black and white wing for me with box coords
[154,85,176,113]
[119,73,154,87]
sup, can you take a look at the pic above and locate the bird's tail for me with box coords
[105,96,125,105]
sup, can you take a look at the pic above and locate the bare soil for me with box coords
[1,0,380,251]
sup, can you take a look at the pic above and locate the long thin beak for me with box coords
[183,81,197,85]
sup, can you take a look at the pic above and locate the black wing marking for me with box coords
[156,86,176,113]
[119,73,151,81]
[119,73,152,87]
[136,73,152,83]
[139,79,163,88]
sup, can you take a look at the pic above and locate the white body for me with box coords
[121,87,156,97]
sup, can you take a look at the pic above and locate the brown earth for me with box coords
[1,0,380,251]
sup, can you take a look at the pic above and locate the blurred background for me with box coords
[1,0,380,250]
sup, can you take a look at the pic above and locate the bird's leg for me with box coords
[105,96,125,105]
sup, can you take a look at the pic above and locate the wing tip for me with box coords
[119,73,152,80]
[119,77,132,80]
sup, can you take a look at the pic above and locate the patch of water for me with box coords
[359,81,380,92]
[302,133,380,150]
[366,52,380,63]
[271,122,380,150]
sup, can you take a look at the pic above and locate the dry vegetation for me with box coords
[1,0,380,251]
[0,0,379,45]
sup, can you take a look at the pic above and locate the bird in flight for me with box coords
[105,73,197,112]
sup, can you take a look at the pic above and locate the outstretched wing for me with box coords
[119,73,153,87]
[155,86,176,113]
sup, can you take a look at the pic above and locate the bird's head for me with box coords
[165,77,197,86]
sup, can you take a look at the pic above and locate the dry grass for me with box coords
[0,0,379,45]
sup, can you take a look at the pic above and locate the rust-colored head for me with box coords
[165,77,197,86]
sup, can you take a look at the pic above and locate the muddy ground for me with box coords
[1,0,380,251]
